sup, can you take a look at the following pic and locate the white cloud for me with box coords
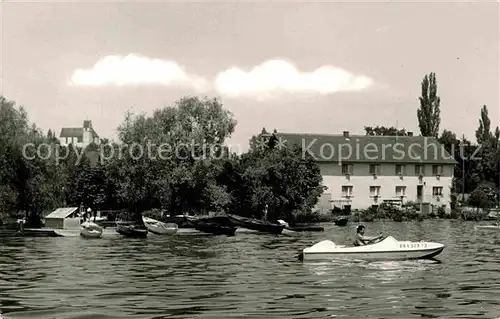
[69,54,207,90]
[214,59,374,99]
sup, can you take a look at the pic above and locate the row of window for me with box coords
[65,136,83,143]
[340,185,444,197]
[341,164,444,175]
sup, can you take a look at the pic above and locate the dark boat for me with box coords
[165,215,237,235]
[164,215,196,228]
[227,214,285,234]
[333,217,349,226]
[116,223,148,238]
[190,216,237,236]
[194,222,236,236]
[286,226,324,232]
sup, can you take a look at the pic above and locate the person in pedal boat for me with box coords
[354,225,384,246]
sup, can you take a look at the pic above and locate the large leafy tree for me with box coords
[473,105,500,197]
[0,96,66,226]
[221,132,326,222]
[111,96,237,219]
[417,72,441,137]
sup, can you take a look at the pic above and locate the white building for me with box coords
[59,120,100,147]
[274,131,457,212]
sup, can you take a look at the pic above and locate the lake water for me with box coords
[0,220,499,319]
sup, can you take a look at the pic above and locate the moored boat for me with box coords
[188,216,237,236]
[194,222,237,236]
[142,217,178,235]
[164,215,195,228]
[475,223,500,230]
[299,235,444,261]
[227,214,285,234]
[333,217,348,226]
[277,220,324,232]
[116,223,148,238]
[287,225,324,232]
[80,221,103,238]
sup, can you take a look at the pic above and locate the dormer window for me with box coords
[415,165,425,176]
[432,165,443,176]
[342,164,353,175]
[395,164,405,175]
[369,164,380,175]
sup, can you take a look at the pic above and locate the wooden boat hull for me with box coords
[194,224,236,236]
[143,217,178,235]
[334,217,348,226]
[80,221,103,239]
[80,228,103,238]
[286,226,324,232]
[116,224,148,238]
[189,216,237,236]
[227,214,284,234]
[164,215,196,228]
[475,225,500,230]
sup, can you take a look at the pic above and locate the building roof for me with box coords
[45,207,79,219]
[273,132,457,164]
[60,121,99,139]
[60,127,83,138]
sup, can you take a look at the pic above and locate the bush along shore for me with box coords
[348,202,496,223]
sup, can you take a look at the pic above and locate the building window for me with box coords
[342,164,353,175]
[415,165,425,175]
[369,164,380,175]
[432,165,443,175]
[369,186,381,196]
[432,187,443,196]
[395,164,405,175]
[77,136,83,143]
[395,186,406,197]
[341,186,353,197]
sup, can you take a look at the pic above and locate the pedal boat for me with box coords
[299,236,444,261]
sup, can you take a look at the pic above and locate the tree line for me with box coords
[363,73,500,208]
[0,96,325,227]
[1,72,498,227]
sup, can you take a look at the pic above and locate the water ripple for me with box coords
[0,221,499,319]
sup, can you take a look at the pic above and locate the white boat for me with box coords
[475,224,500,230]
[300,236,444,261]
[142,217,178,235]
[80,221,103,238]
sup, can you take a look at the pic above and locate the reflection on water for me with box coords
[0,220,499,318]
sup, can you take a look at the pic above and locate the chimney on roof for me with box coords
[343,131,349,138]
[407,131,413,136]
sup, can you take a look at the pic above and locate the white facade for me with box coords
[318,162,454,210]
[59,121,100,148]
[322,174,453,209]
[272,131,458,212]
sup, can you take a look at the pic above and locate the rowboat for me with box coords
[333,217,349,226]
[115,223,148,238]
[80,221,103,238]
[227,214,284,234]
[142,217,178,235]
[475,223,500,230]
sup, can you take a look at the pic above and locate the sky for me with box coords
[1,1,498,149]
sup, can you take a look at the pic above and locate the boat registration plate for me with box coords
[400,243,427,248]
